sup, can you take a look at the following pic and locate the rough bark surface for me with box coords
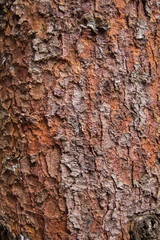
[0,0,160,239]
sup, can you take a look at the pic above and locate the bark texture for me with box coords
[0,0,160,239]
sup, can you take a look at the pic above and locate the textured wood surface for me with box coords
[0,0,160,239]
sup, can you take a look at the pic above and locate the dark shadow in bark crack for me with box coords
[0,220,15,240]
[130,210,160,240]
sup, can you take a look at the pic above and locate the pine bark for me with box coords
[0,0,160,239]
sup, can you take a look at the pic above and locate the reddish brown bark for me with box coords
[0,0,160,239]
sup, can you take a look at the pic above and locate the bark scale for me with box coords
[0,0,160,239]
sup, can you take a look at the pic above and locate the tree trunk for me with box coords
[0,0,160,239]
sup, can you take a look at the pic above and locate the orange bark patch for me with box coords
[87,64,99,99]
